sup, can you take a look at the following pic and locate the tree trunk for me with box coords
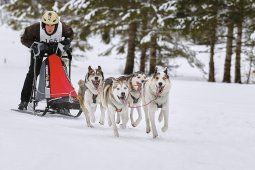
[234,21,243,83]
[149,35,157,75]
[140,11,148,73]
[124,21,137,74]
[208,25,216,82]
[223,20,234,83]
[140,44,147,73]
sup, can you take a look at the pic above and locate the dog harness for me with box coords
[156,103,163,108]
[92,94,98,104]
[130,94,139,104]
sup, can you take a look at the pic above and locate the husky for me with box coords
[78,66,105,128]
[142,67,171,138]
[119,72,147,127]
[101,77,129,137]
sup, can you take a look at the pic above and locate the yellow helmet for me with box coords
[41,11,59,25]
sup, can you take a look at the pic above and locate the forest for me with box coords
[1,0,255,83]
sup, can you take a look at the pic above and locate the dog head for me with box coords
[112,79,129,104]
[150,67,171,95]
[130,71,147,91]
[85,66,104,89]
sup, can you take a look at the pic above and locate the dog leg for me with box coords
[132,107,142,127]
[120,109,129,129]
[79,101,93,128]
[149,108,158,138]
[161,109,169,132]
[158,110,163,122]
[87,105,96,123]
[116,112,120,124]
[143,106,151,133]
[109,108,119,137]
[130,108,135,127]
[107,110,112,127]
[99,103,105,125]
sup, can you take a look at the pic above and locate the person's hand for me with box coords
[60,38,71,52]
[31,42,46,57]
[60,38,71,46]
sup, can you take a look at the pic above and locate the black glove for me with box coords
[60,38,71,52]
[44,42,59,55]
[60,38,71,46]
[31,42,46,57]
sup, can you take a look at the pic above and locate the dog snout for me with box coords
[121,92,125,97]
[95,77,98,80]
[158,82,163,86]
[141,80,144,83]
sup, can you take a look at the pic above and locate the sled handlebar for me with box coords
[31,42,72,60]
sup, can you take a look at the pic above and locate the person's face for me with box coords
[45,24,56,35]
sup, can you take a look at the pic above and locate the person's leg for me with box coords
[19,54,42,109]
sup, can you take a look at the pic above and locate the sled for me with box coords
[28,42,82,117]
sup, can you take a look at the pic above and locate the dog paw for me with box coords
[146,126,151,133]
[158,114,163,122]
[133,119,141,127]
[114,132,119,137]
[120,124,126,129]
[161,126,168,132]
[88,124,94,128]
[90,116,96,123]
[153,134,158,138]
[99,121,104,125]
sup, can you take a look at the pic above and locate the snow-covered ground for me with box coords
[1,25,255,170]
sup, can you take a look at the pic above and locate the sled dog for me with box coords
[78,66,105,127]
[142,67,171,138]
[119,72,147,127]
[101,77,129,137]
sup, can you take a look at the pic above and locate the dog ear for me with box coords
[153,66,158,78]
[85,73,89,83]
[164,67,168,75]
[88,66,92,71]
[97,66,104,80]
[154,66,158,74]
[101,71,104,80]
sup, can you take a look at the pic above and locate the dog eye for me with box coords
[156,77,159,80]
[124,87,127,90]
[137,76,140,78]
[117,88,120,90]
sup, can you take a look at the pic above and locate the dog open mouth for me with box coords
[156,85,165,94]
[136,82,142,91]
[118,95,126,104]
[92,80,100,88]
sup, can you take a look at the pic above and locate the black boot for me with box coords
[18,101,28,110]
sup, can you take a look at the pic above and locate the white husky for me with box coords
[78,66,105,128]
[124,72,147,127]
[101,77,129,137]
[142,67,171,138]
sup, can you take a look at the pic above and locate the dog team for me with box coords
[77,66,171,138]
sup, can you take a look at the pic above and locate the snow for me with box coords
[1,25,255,170]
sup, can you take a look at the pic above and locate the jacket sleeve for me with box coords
[21,23,40,48]
[62,22,74,41]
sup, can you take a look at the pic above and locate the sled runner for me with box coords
[26,42,82,117]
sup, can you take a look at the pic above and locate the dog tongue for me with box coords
[157,86,164,94]
[92,80,100,88]
[119,96,126,104]
[136,82,142,91]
